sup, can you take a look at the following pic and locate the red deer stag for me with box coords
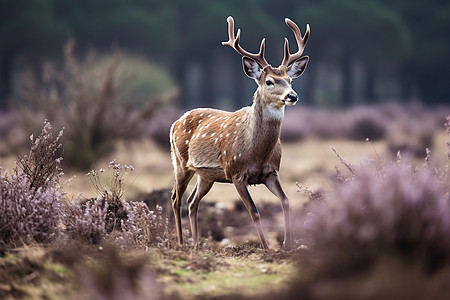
[170,16,310,249]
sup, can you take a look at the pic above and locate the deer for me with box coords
[169,16,310,250]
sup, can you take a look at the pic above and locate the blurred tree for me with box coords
[1,0,449,110]
[53,0,178,58]
[294,0,411,105]
[170,0,280,108]
[0,0,67,110]
[384,0,450,103]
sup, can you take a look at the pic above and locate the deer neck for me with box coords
[244,89,283,157]
[249,88,285,124]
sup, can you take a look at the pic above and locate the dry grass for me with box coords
[55,135,395,207]
[0,126,436,212]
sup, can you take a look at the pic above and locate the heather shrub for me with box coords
[298,150,450,276]
[281,105,388,141]
[0,172,62,248]
[281,103,449,145]
[345,106,387,140]
[277,116,450,299]
[386,116,436,157]
[0,121,64,249]
[445,115,450,160]
[63,161,172,249]
[444,116,450,192]
[62,161,130,244]
[285,138,450,299]
[15,120,64,190]
[63,197,108,244]
[139,188,171,213]
[0,112,18,156]
[281,107,339,141]
[113,201,171,250]
[87,161,135,233]
[141,108,183,149]
[0,112,14,139]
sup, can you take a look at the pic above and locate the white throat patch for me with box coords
[265,105,285,120]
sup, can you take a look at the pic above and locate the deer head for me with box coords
[222,16,310,108]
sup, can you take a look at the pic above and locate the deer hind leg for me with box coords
[234,181,269,250]
[264,174,291,249]
[187,176,214,244]
[171,169,194,245]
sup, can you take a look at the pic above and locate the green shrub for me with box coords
[14,40,177,170]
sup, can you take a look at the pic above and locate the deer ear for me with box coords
[242,57,262,80]
[287,56,309,79]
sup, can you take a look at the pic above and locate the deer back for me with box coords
[170,105,282,183]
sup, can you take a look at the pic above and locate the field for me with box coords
[2,1,450,298]
[1,106,450,299]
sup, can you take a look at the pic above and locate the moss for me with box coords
[161,254,296,298]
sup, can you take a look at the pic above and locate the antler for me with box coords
[222,16,269,68]
[281,18,310,67]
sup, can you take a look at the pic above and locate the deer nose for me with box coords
[286,93,298,102]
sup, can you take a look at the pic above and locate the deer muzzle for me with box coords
[284,93,298,105]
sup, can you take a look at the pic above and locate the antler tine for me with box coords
[222,16,269,68]
[281,18,310,67]
[222,16,236,47]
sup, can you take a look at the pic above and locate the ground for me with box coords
[0,130,448,299]
[0,243,299,299]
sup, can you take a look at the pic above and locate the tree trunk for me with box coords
[235,63,246,109]
[199,55,214,108]
[365,66,376,104]
[340,56,352,106]
[399,72,412,102]
[303,66,315,106]
[173,57,190,108]
[170,10,190,109]
[0,50,13,111]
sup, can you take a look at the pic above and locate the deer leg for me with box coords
[188,176,214,244]
[234,181,269,250]
[171,170,194,245]
[264,174,291,249]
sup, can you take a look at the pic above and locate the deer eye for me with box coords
[265,80,274,86]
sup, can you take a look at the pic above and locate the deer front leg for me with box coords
[188,176,214,244]
[234,181,269,250]
[264,174,291,250]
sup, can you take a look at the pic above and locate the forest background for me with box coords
[1,0,449,112]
